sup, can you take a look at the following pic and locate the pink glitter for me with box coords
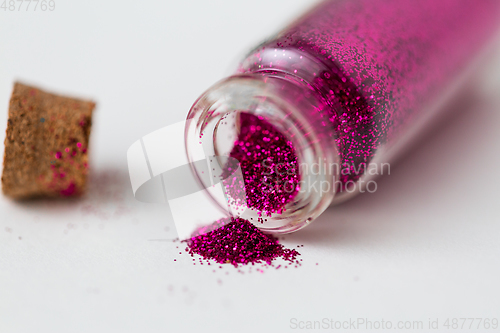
[242,0,500,187]
[184,0,500,260]
[185,115,301,266]
[60,182,76,196]
[185,218,300,267]
[228,113,300,216]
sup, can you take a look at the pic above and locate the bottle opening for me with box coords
[185,74,339,233]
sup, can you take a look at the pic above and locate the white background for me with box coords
[1,1,500,332]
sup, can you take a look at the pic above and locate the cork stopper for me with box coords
[2,82,95,199]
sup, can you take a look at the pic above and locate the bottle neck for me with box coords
[186,63,339,233]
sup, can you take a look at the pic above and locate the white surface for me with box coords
[1,1,500,332]
[142,121,188,177]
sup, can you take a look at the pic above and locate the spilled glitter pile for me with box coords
[185,218,300,267]
[184,113,301,267]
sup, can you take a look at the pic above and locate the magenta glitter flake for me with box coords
[186,0,500,233]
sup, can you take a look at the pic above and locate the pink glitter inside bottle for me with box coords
[186,0,500,233]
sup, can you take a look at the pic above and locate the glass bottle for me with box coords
[185,0,500,233]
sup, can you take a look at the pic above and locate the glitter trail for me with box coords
[185,114,301,267]
[185,218,300,267]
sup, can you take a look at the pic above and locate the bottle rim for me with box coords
[185,73,339,233]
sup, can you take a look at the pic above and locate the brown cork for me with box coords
[2,82,95,199]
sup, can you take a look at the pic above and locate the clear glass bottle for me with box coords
[185,0,500,233]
